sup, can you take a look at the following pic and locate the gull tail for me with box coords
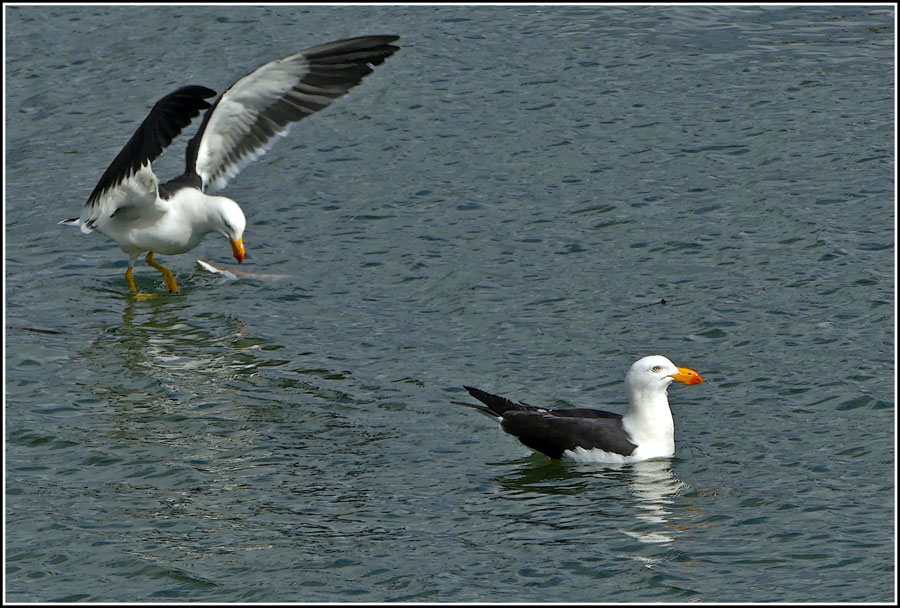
[452,386,542,420]
[450,399,501,421]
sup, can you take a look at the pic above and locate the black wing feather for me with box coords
[85,85,216,207]
[457,386,637,459]
[462,385,542,416]
[501,413,637,459]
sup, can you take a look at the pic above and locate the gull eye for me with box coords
[652,365,662,372]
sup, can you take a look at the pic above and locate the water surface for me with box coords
[5,4,895,602]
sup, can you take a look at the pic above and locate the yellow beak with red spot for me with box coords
[230,238,245,263]
[671,367,703,385]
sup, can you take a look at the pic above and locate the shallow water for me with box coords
[5,4,895,602]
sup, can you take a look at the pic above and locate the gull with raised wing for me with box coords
[60,35,400,294]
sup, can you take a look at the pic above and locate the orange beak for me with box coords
[230,238,245,263]
[671,367,703,385]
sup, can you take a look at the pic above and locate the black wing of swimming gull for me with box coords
[500,412,637,459]
[457,385,637,459]
[460,385,622,419]
[85,85,216,208]
[176,35,401,194]
[455,385,544,418]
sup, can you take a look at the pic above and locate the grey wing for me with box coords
[187,35,400,192]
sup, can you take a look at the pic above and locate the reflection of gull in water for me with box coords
[620,459,688,548]
[88,302,270,419]
[485,457,705,575]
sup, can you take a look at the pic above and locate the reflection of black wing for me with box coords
[501,412,637,459]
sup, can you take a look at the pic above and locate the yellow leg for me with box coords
[145,252,179,294]
[125,267,138,293]
[126,266,157,299]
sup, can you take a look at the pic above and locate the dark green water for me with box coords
[5,4,894,602]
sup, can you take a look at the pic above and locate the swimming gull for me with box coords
[452,355,704,463]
